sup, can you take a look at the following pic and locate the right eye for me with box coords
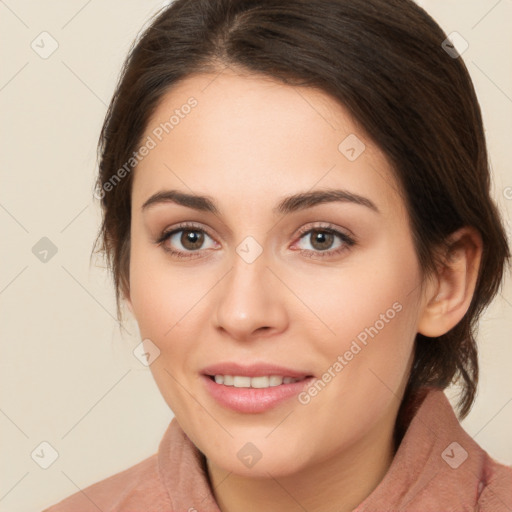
[157,223,219,259]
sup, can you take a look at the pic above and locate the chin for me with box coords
[212,449,308,479]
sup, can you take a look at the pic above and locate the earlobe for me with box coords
[417,227,482,338]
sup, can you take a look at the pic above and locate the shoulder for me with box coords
[357,388,512,511]
[477,453,512,511]
[40,453,171,512]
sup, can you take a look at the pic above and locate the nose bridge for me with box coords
[214,236,287,339]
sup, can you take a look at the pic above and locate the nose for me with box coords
[213,246,289,342]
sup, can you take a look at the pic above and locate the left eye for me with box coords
[296,228,349,252]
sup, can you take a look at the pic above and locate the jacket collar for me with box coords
[157,388,491,511]
[354,387,487,510]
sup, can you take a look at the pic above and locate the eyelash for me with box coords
[155,221,356,260]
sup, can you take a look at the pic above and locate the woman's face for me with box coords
[128,68,428,477]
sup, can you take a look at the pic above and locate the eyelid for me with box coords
[293,221,355,240]
[157,221,353,243]
[289,222,356,256]
[155,221,219,260]
[156,221,217,244]
[156,220,356,259]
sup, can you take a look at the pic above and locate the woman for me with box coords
[43,0,512,510]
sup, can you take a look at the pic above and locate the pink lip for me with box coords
[201,362,312,379]
[200,362,314,414]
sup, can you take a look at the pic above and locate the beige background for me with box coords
[0,1,511,511]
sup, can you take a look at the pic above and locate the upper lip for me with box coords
[201,362,313,379]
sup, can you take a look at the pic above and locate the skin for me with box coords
[126,66,482,512]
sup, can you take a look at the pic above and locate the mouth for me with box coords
[206,374,311,388]
[200,363,315,413]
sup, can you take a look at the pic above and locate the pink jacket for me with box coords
[42,388,512,511]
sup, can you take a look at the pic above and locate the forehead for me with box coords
[145,67,361,150]
[132,68,405,218]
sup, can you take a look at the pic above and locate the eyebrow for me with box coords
[141,188,379,215]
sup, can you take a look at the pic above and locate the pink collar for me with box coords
[157,388,512,511]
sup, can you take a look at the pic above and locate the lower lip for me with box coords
[201,375,314,413]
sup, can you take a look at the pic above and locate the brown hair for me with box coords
[93,0,510,418]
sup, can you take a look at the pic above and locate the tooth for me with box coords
[269,375,284,386]
[251,376,270,388]
[214,374,304,387]
[233,376,251,388]
[223,375,234,386]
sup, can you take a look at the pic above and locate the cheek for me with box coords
[128,239,197,338]
[298,242,420,396]
[128,241,212,398]
[128,245,205,413]
[292,243,420,345]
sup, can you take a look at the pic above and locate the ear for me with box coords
[417,226,483,337]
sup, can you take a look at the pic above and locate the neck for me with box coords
[206,416,396,512]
